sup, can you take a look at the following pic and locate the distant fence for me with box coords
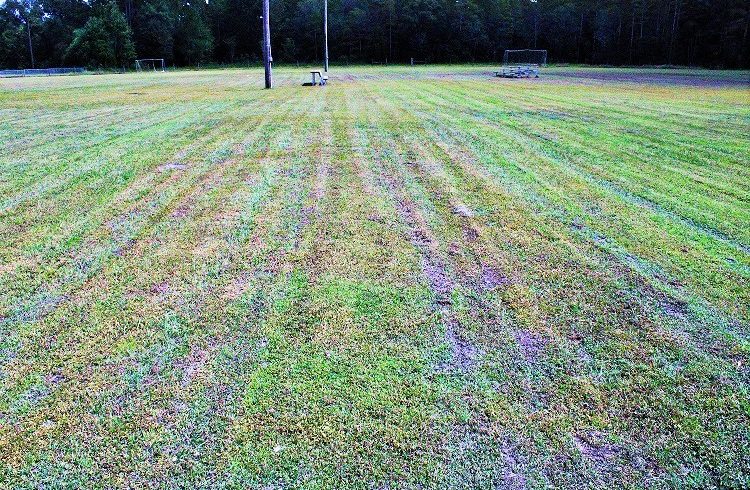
[0,67,85,78]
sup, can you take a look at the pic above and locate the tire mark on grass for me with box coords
[0,99,298,409]
[1,121,234,327]
[0,105,169,165]
[397,88,750,325]
[0,148,248,427]
[371,86,749,486]
[0,102,232,215]
[116,98,326,481]
[148,113,328,485]
[419,81,750,214]
[351,101,477,373]
[364,89,554,488]
[400,92,750,355]
[1,95,288,323]
[0,111,306,471]
[420,82,750,248]
[293,117,330,251]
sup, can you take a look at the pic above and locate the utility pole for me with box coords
[262,0,273,89]
[18,7,35,69]
[26,20,34,69]
[323,0,329,72]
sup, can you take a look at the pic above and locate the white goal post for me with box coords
[135,59,166,72]
[503,49,548,66]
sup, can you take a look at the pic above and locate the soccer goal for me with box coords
[496,49,547,79]
[135,59,166,72]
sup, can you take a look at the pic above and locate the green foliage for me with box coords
[174,2,213,65]
[0,0,748,69]
[0,19,26,68]
[279,37,298,63]
[133,0,176,61]
[64,1,135,68]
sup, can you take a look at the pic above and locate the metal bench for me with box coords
[310,71,329,86]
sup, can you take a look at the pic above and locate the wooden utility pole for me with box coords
[26,20,34,69]
[323,0,329,72]
[262,0,273,89]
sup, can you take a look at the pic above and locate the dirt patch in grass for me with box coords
[374,159,478,371]
[313,124,332,203]
[113,238,136,257]
[447,422,528,489]
[20,293,68,323]
[574,431,625,470]
[405,211,479,370]
[642,286,691,321]
[0,256,38,274]
[420,257,453,304]
[659,296,689,320]
[453,202,481,242]
[571,430,666,485]
[366,213,386,224]
[176,344,211,387]
[170,204,193,219]
[149,280,171,300]
[44,370,65,386]
[443,315,479,370]
[463,226,479,242]
[451,201,475,218]
[480,264,511,292]
[516,329,546,363]
[222,271,254,301]
[158,162,188,172]
[553,69,750,88]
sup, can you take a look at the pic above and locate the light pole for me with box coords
[323,0,329,72]
[262,0,273,89]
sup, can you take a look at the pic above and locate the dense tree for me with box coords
[174,1,214,64]
[65,1,136,67]
[0,7,27,68]
[132,0,177,62]
[0,0,747,69]
[2,0,42,67]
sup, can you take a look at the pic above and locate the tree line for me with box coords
[1,0,748,70]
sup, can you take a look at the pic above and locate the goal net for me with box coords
[135,59,166,72]
[503,50,548,66]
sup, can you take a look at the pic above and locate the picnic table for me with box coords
[310,70,329,86]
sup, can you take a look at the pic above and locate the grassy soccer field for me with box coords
[0,66,748,488]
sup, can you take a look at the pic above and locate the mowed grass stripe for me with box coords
[0,94,296,372]
[388,81,750,323]
[447,80,750,199]
[368,81,750,486]
[0,90,313,482]
[0,101,234,214]
[0,67,748,487]
[0,98,285,330]
[193,87,441,487]
[2,91,296,321]
[416,81,750,231]
[376,80,747,359]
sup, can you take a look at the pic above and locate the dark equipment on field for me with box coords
[495,49,547,79]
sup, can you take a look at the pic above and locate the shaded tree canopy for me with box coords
[65,1,136,67]
[0,0,748,69]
